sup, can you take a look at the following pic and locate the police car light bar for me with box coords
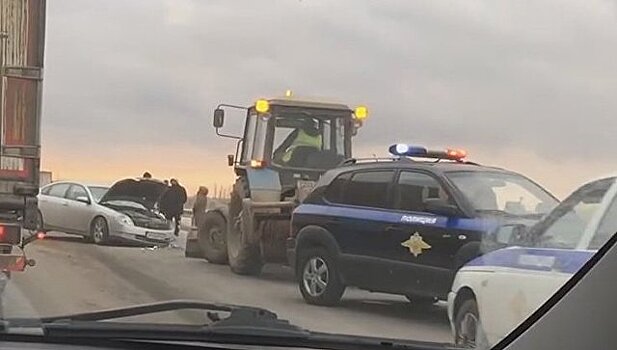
[388,144,468,161]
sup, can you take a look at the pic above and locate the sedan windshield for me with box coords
[447,171,559,217]
[88,186,109,203]
[533,177,616,250]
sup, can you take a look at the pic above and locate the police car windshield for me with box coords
[446,171,558,217]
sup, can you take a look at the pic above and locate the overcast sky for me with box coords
[41,0,617,196]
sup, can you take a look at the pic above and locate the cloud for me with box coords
[42,0,617,189]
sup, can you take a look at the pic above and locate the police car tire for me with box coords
[298,247,345,306]
[199,211,228,264]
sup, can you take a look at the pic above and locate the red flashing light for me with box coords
[0,226,5,237]
[446,148,468,159]
[37,232,45,240]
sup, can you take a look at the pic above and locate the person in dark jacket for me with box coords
[159,178,187,236]
[192,186,209,228]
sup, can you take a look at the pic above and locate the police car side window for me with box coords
[324,172,352,203]
[341,171,394,209]
[395,172,449,212]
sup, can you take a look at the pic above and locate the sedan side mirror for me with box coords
[213,108,225,128]
[76,196,91,204]
[424,198,459,216]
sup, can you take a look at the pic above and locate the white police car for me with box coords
[448,175,617,348]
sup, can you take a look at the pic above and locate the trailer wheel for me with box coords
[227,178,263,275]
[199,211,228,264]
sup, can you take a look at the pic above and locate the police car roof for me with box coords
[334,158,509,175]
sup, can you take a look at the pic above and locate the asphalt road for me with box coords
[2,228,453,344]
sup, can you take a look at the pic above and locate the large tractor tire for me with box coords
[198,211,228,264]
[226,178,264,275]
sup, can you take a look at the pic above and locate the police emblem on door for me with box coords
[401,232,431,257]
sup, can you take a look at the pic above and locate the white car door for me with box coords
[64,184,96,235]
[39,183,71,230]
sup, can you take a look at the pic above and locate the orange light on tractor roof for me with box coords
[354,106,368,120]
[250,159,266,168]
[255,99,270,113]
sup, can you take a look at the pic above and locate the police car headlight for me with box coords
[118,215,134,226]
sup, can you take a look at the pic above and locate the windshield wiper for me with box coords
[1,300,450,350]
[2,300,307,338]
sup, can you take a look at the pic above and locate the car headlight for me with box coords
[118,215,134,226]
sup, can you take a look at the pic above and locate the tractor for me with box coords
[185,94,367,275]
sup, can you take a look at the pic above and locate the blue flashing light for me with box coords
[395,144,409,154]
[389,144,468,161]
[389,144,428,156]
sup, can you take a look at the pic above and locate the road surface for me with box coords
[2,229,453,344]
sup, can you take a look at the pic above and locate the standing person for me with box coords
[192,186,209,228]
[159,178,187,236]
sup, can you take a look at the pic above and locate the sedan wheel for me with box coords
[91,217,109,245]
[455,298,488,348]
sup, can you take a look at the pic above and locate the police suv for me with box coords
[288,144,559,306]
[448,175,617,348]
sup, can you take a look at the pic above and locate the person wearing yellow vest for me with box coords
[274,119,323,164]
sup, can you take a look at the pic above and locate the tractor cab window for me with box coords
[271,114,346,170]
[240,112,269,165]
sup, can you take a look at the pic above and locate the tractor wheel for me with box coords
[226,178,263,275]
[198,211,228,264]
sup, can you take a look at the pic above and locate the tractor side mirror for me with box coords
[213,108,225,128]
[227,154,235,167]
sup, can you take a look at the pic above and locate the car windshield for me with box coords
[533,177,616,250]
[88,186,109,203]
[2,2,617,350]
[446,171,559,217]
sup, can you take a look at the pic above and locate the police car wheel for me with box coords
[454,298,487,348]
[298,247,345,306]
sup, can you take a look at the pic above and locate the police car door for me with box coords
[333,169,397,291]
[388,171,457,297]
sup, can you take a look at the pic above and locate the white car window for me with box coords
[539,180,612,249]
[590,196,617,250]
[47,183,70,198]
[66,185,88,201]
